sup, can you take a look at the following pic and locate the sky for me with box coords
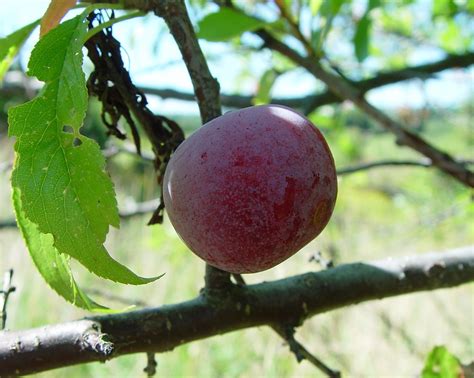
[0,0,472,116]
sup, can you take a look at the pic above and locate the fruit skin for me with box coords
[163,105,337,274]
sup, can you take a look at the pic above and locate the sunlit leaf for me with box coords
[253,69,279,105]
[320,0,345,17]
[0,20,39,81]
[197,8,268,41]
[310,0,323,15]
[9,16,157,287]
[438,19,467,52]
[422,346,462,378]
[432,0,458,18]
[354,14,371,62]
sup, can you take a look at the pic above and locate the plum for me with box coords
[163,105,337,273]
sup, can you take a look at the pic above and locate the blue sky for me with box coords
[1,0,472,115]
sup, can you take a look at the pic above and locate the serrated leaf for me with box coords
[253,69,279,105]
[9,16,156,285]
[354,14,371,62]
[12,187,108,311]
[0,20,39,82]
[197,8,268,41]
[40,0,77,37]
[422,346,462,378]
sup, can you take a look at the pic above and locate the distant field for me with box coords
[0,107,472,377]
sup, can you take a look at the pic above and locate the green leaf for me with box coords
[353,14,371,62]
[422,346,462,378]
[438,19,467,52]
[9,16,156,286]
[310,0,324,15]
[0,20,39,82]
[253,69,279,105]
[367,0,381,11]
[320,0,345,17]
[433,0,458,18]
[197,8,268,41]
[12,187,108,311]
[309,0,323,16]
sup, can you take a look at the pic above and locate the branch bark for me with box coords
[255,31,474,187]
[0,247,472,375]
[4,51,473,114]
[139,46,473,112]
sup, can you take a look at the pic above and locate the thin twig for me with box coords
[103,143,155,161]
[230,273,340,376]
[273,325,341,378]
[143,352,157,377]
[0,199,161,230]
[84,288,149,307]
[337,159,474,175]
[1,270,16,330]
[254,30,474,187]
[1,158,472,230]
[4,49,474,114]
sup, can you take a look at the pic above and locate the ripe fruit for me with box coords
[163,105,337,273]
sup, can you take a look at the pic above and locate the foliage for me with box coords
[422,346,464,378]
[5,10,157,310]
[0,20,39,81]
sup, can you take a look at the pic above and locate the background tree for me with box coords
[0,0,473,376]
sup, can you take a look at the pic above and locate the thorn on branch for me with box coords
[1,269,16,330]
[144,352,157,377]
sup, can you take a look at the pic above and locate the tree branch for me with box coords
[255,31,474,187]
[4,51,473,114]
[337,159,474,175]
[0,247,472,375]
[273,325,340,378]
[1,269,15,330]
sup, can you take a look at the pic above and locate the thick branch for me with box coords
[0,248,472,375]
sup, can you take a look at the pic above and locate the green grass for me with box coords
[0,107,472,377]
